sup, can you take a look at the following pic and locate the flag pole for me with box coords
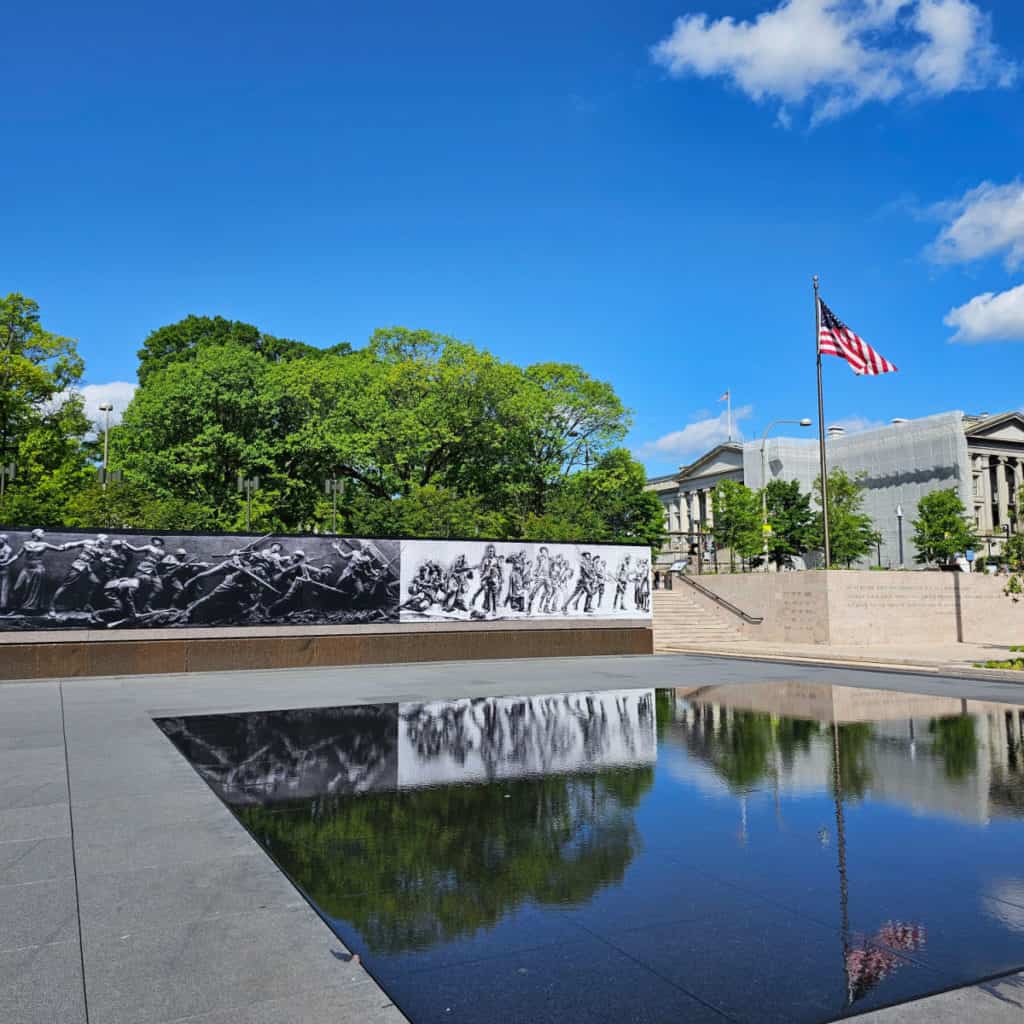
[727,390,733,442]
[814,275,831,568]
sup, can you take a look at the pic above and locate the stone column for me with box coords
[1014,459,1023,528]
[978,454,993,533]
[997,456,1011,532]
[679,490,691,537]
[704,488,714,528]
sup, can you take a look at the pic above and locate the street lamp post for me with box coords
[324,477,347,534]
[759,418,812,571]
[98,402,114,489]
[237,474,260,532]
[896,504,905,569]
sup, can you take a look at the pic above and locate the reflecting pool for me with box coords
[157,684,1024,1023]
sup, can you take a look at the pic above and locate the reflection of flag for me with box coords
[818,299,897,376]
[718,390,729,401]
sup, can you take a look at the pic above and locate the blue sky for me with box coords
[3,0,1023,476]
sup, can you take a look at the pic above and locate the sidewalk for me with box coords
[657,639,1024,679]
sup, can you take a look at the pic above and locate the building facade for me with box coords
[646,410,1024,569]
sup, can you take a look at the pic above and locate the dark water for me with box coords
[157,685,1024,1023]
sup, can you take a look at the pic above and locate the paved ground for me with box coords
[3,652,1024,1023]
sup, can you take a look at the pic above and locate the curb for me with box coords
[656,646,1024,684]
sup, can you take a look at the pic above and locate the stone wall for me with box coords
[692,571,1022,646]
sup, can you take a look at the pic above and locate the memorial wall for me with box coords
[0,527,651,633]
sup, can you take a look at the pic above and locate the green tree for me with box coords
[711,480,762,569]
[0,294,93,521]
[812,469,877,568]
[911,488,979,565]
[527,448,665,547]
[109,322,649,540]
[1005,533,1024,572]
[761,478,814,569]
[113,343,280,530]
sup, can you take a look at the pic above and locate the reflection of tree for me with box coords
[927,715,978,781]
[237,765,653,954]
[830,723,873,801]
[775,717,819,768]
[666,702,796,793]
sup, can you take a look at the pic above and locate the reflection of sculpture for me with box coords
[157,705,399,803]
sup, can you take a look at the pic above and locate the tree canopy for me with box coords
[1,300,663,547]
[135,313,351,384]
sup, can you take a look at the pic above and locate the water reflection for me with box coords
[157,684,1024,1024]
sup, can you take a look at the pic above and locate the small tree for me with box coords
[1004,532,1024,572]
[762,478,814,569]
[812,469,876,568]
[911,489,979,566]
[712,480,762,570]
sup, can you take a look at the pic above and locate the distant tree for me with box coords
[711,480,762,569]
[812,469,876,568]
[911,489,979,566]
[761,478,814,569]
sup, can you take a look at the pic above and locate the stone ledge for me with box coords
[0,627,654,681]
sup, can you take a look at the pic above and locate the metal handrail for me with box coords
[674,573,763,625]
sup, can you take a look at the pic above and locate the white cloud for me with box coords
[928,180,1024,269]
[55,381,138,429]
[638,405,753,460]
[650,0,1016,127]
[944,284,1024,343]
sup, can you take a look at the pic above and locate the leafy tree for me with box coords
[1005,533,1024,572]
[0,294,92,521]
[113,343,280,530]
[711,480,762,569]
[761,478,814,569]
[911,488,979,565]
[812,469,877,568]
[527,449,665,547]
[135,314,350,385]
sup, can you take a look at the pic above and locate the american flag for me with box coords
[818,299,897,376]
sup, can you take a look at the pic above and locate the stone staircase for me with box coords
[653,588,746,651]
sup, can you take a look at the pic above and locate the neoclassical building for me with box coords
[646,410,1024,569]
[645,442,744,568]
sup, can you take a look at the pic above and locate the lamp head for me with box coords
[798,418,812,427]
